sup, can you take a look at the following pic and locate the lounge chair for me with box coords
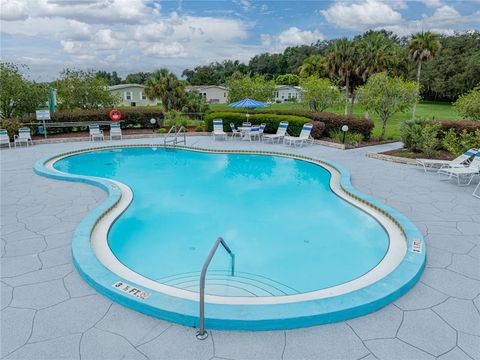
[283,123,314,147]
[212,119,227,140]
[416,148,478,173]
[258,123,266,139]
[89,124,104,141]
[438,153,480,186]
[110,123,123,140]
[14,128,33,147]
[229,123,242,140]
[0,129,11,148]
[263,122,288,143]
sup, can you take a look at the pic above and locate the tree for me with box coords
[299,77,341,112]
[298,54,329,78]
[181,90,209,113]
[275,74,300,86]
[356,73,419,139]
[248,53,287,78]
[57,69,120,110]
[144,69,184,112]
[408,31,441,120]
[124,72,152,84]
[327,38,357,115]
[95,71,122,85]
[0,63,48,119]
[453,86,480,120]
[226,75,275,103]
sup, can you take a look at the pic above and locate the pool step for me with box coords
[156,271,299,297]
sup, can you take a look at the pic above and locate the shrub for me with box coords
[434,120,480,134]
[329,130,364,146]
[310,121,326,139]
[195,126,204,132]
[158,128,166,134]
[402,119,441,156]
[207,109,374,139]
[0,118,23,140]
[453,86,480,120]
[402,119,425,151]
[419,123,441,158]
[204,112,314,137]
[442,129,480,156]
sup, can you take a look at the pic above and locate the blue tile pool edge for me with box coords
[33,144,426,331]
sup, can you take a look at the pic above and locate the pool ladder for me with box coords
[196,237,235,340]
[164,125,186,148]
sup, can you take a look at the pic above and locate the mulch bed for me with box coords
[381,148,455,160]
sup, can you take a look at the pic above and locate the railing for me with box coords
[164,125,186,148]
[196,237,235,340]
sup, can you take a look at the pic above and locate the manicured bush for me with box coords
[207,109,373,139]
[442,129,480,156]
[0,118,23,140]
[433,120,480,134]
[204,112,314,137]
[310,121,326,139]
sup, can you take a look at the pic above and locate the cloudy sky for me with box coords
[1,0,479,81]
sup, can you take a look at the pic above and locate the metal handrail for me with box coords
[164,125,177,146]
[164,125,187,147]
[196,237,235,340]
[176,126,186,145]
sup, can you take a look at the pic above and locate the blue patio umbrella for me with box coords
[228,98,268,109]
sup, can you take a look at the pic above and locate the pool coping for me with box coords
[33,144,426,331]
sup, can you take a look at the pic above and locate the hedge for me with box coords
[207,109,374,139]
[204,112,321,137]
[434,120,480,134]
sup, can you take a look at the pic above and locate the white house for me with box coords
[107,84,159,107]
[185,85,228,104]
[274,85,302,103]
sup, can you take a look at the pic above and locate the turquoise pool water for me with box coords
[54,147,389,296]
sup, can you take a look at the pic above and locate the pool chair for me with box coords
[229,123,242,140]
[0,129,11,148]
[263,121,288,143]
[14,128,33,147]
[246,126,261,141]
[110,123,123,140]
[284,123,314,147]
[242,122,252,127]
[416,148,478,173]
[258,123,266,139]
[89,124,104,141]
[438,153,480,186]
[212,119,227,140]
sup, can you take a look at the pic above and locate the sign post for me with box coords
[36,110,51,139]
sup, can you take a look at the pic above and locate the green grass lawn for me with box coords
[210,101,459,139]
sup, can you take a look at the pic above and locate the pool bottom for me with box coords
[34,144,426,330]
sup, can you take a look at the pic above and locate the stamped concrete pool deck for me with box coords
[1,136,479,360]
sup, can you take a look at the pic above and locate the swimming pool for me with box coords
[35,145,425,330]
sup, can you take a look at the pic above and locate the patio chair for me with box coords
[0,129,11,149]
[229,123,242,140]
[14,128,33,147]
[89,124,104,141]
[212,119,227,140]
[283,123,314,147]
[416,148,478,173]
[258,123,266,139]
[110,123,123,140]
[438,153,480,186]
[242,122,252,127]
[263,121,288,143]
[246,126,261,141]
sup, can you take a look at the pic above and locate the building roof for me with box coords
[275,85,302,90]
[107,84,144,91]
[185,85,228,91]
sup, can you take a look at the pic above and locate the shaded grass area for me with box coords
[210,101,459,139]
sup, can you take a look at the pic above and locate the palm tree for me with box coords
[298,55,328,78]
[144,69,184,113]
[408,31,441,120]
[327,38,356,115]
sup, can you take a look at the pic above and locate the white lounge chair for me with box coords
[283,123,314,147]
[14,128,33,147]
[258,123,266,139]
[110,123,123,140]
[438,153,480,186]
[245,126,261,141]
[416,148,478,173]
[89,124,104,141]
[212,119,227,140]
[263,121,288,143]
[229,123,242,140]
[0,129,11,148]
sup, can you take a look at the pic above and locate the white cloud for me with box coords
[0,0,28,20]
[322,0,403,31]
[261,27,324,52]
[423,0,443,8]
